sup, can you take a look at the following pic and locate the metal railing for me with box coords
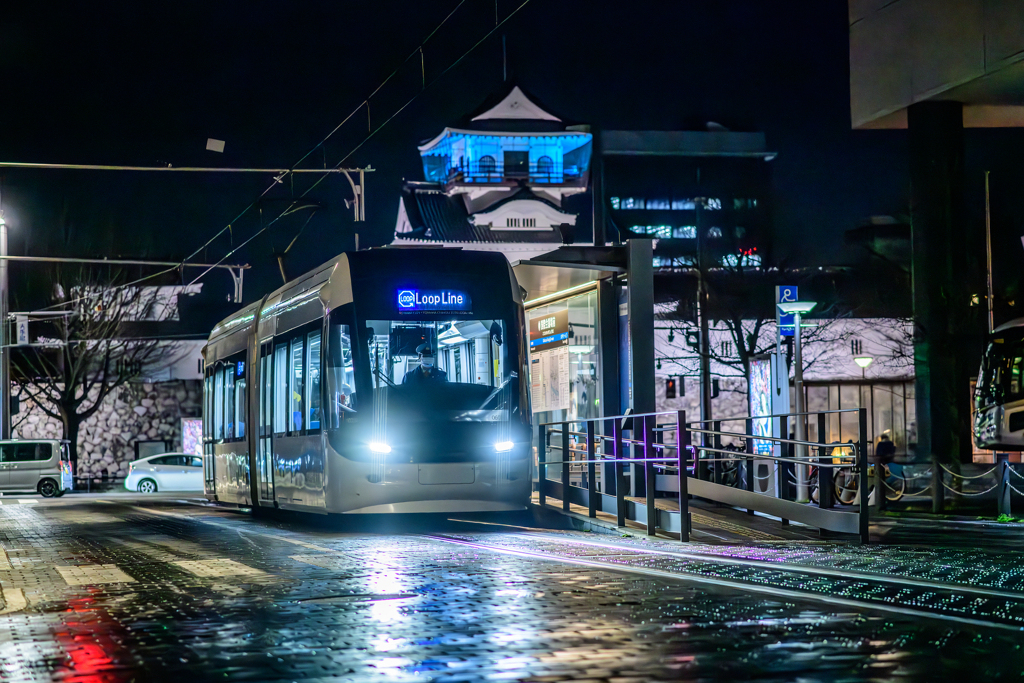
[537,408,870,543]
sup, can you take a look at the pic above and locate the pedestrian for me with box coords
[875,434,896,464]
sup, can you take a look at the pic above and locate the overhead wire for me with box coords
[179,0,472,274]
[187,0,536,287]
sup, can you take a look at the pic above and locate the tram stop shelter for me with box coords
[512,240,654,437]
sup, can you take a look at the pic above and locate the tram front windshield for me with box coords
[363,318,510,421]
[976,337,1024,409]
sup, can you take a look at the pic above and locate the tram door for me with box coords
[257,341,276,503]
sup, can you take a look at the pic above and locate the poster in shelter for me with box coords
[529,309,571,413]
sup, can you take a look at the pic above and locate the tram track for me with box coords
[425,532,1024,633]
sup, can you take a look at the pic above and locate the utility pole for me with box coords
[985,170,994,334]
[0,215,9,439]
[695,197,712,437]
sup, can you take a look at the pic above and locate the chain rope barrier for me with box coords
[939,463,999,480]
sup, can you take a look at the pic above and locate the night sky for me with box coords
[2,1,1022,308]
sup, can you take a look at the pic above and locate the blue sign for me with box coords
[530,332,569,348]
[397,289,472,312]
[776,285,797,337]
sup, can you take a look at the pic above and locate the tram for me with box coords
[974,318,1024,449]
[201,248,532,514]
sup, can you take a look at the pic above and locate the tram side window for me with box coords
[203,373,211,440]
[326,318,356,428]
[223,364,235,438]
[213,365,225,440]
[235,362,247,439]
[273,344,288,434]
[307,331,322,430]
[1010,352,1024,400]
[289,337,304,432]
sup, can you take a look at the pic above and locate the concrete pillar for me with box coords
[627,239,655,416]
[908,101,975,466]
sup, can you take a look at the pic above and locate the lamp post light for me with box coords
[777,300,817,502]
[854,355,874,380]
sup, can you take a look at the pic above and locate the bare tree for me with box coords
[656,256,857,382]
[12,270,181,470]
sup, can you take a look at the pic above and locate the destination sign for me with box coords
[396,288,472,312]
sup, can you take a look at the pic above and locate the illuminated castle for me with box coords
[393,85,593,260]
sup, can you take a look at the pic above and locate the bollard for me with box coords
[817,412,833,509]
[561,424,571,513]
[644,415,657,536]
[613,419,625,527]
[744,417,755,515]
[677,410,690,542]
[858,408,869,543]
[538,423,547,508]
[875,460,886,514]
[586,420,597,519]
[997,453,1011,517]
[932,454,944,513]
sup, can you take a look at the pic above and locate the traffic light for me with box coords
[666,378,677,399]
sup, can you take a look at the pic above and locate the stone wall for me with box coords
[14,380,202,478]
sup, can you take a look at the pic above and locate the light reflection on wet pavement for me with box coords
[0,497,1023,681]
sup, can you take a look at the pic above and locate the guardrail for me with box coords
[537,408,870,543]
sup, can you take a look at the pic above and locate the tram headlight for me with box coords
[494,440,514,453]
[368,441,392,454]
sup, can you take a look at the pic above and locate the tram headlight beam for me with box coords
[494,441,514,453]
[368,441,392,454]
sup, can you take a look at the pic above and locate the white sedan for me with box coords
[125,453,203,493]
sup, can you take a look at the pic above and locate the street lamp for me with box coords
[777,300,816,502]
[854,355,874,380]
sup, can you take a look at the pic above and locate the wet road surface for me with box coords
[0,494,1023,681]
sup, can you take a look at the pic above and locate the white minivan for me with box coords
[0,440,74,497]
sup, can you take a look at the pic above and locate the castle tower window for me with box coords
[536,155,554,178]
[504,151,529,177]
[478,155,496,176]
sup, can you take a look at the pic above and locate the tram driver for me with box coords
[403,343,448,385]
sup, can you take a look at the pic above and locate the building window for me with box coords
[478,155,496,175]
[672,199,696,210]
[851,339,863,355]
[721,341,733,357]
[507,217,520,228]
[705,198,722,210]
[647,198,670,210]
[620,197,645,210]
[673,226,696,239]
[536,155,554,175]
[610,197,621,209]
[708,227,723,238]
